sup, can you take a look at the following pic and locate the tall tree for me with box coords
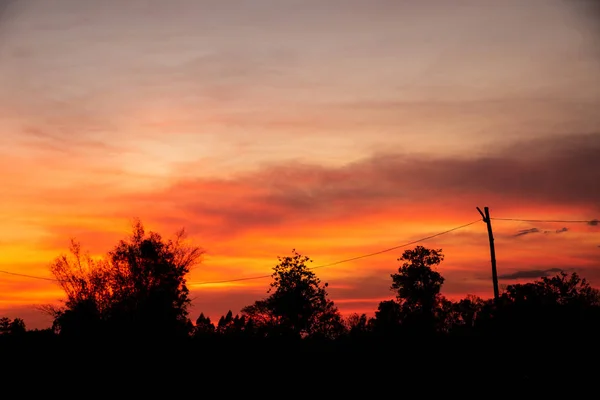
[242,249,344,339]
[105,221,201,337]
[390,246,445,333]
[391,246,445,311]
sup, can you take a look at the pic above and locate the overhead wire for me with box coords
[0,219,482,286]
[1,215,596,287]
[491,217,598,224]
[191,219,482,285]
[0,269,57,281]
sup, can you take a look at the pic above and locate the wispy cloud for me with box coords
[514,226,570,237]
[515,228,540,237]
[498,268,565,280]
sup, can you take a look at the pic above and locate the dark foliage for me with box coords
[40,219,203,340]
[2,236,600,393]
[241,249,345,339]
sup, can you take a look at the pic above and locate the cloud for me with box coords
[5,131,600,328]
[16,126,128,157]
[498,268,564,280]
[108,132,600,241]
[514,228,540,237]
[516,226,570,236]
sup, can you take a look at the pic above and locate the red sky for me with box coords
[0,0,599,329]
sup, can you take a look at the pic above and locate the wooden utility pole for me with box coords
[477,206,499,301]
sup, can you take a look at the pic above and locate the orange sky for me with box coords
[0,0,599,329]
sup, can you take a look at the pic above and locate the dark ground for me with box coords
[2,334,597,397]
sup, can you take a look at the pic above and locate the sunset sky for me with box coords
[0,0,599,329]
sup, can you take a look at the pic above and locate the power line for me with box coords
[192,273,272,286]
[192,219,482,286]
[310,219,481,270]
[491,217,598,224]
[1,216,595,286]
[0,269,57,282]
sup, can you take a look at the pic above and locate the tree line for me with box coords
[2,220,598,342]
[2,220,600,387]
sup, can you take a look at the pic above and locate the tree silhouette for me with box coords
[194,313,215,336]
[491,271,600,341]
[213,311,249,337]
[345,313,370,337]
[216,310,234,334]
[390,246,445,334]
[0,317,26,336]
[241,249,344,339]
[447,294,485,334]
[371,300,402,335]
[46,219,203,339]
[504,271,600,307]
[45,239,111,337]
[3,243,600,388]
[0,317,11,334]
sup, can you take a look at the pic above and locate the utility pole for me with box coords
[477,206,499,301]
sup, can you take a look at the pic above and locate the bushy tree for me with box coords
[0,317,26,336]
[446,294,485,333]
[371,300,402,334]
[503,271,600,307]
[389,246,446,334]
[46,220,203,339]
[391,246,445,311]
[242,249,344,339]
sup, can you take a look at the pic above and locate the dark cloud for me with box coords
[254,132,600,209]
[515,227,570,236]
[567,0,600,56]
[498,268,564,280]
[128,132,600,238]
[514,228,540,237]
